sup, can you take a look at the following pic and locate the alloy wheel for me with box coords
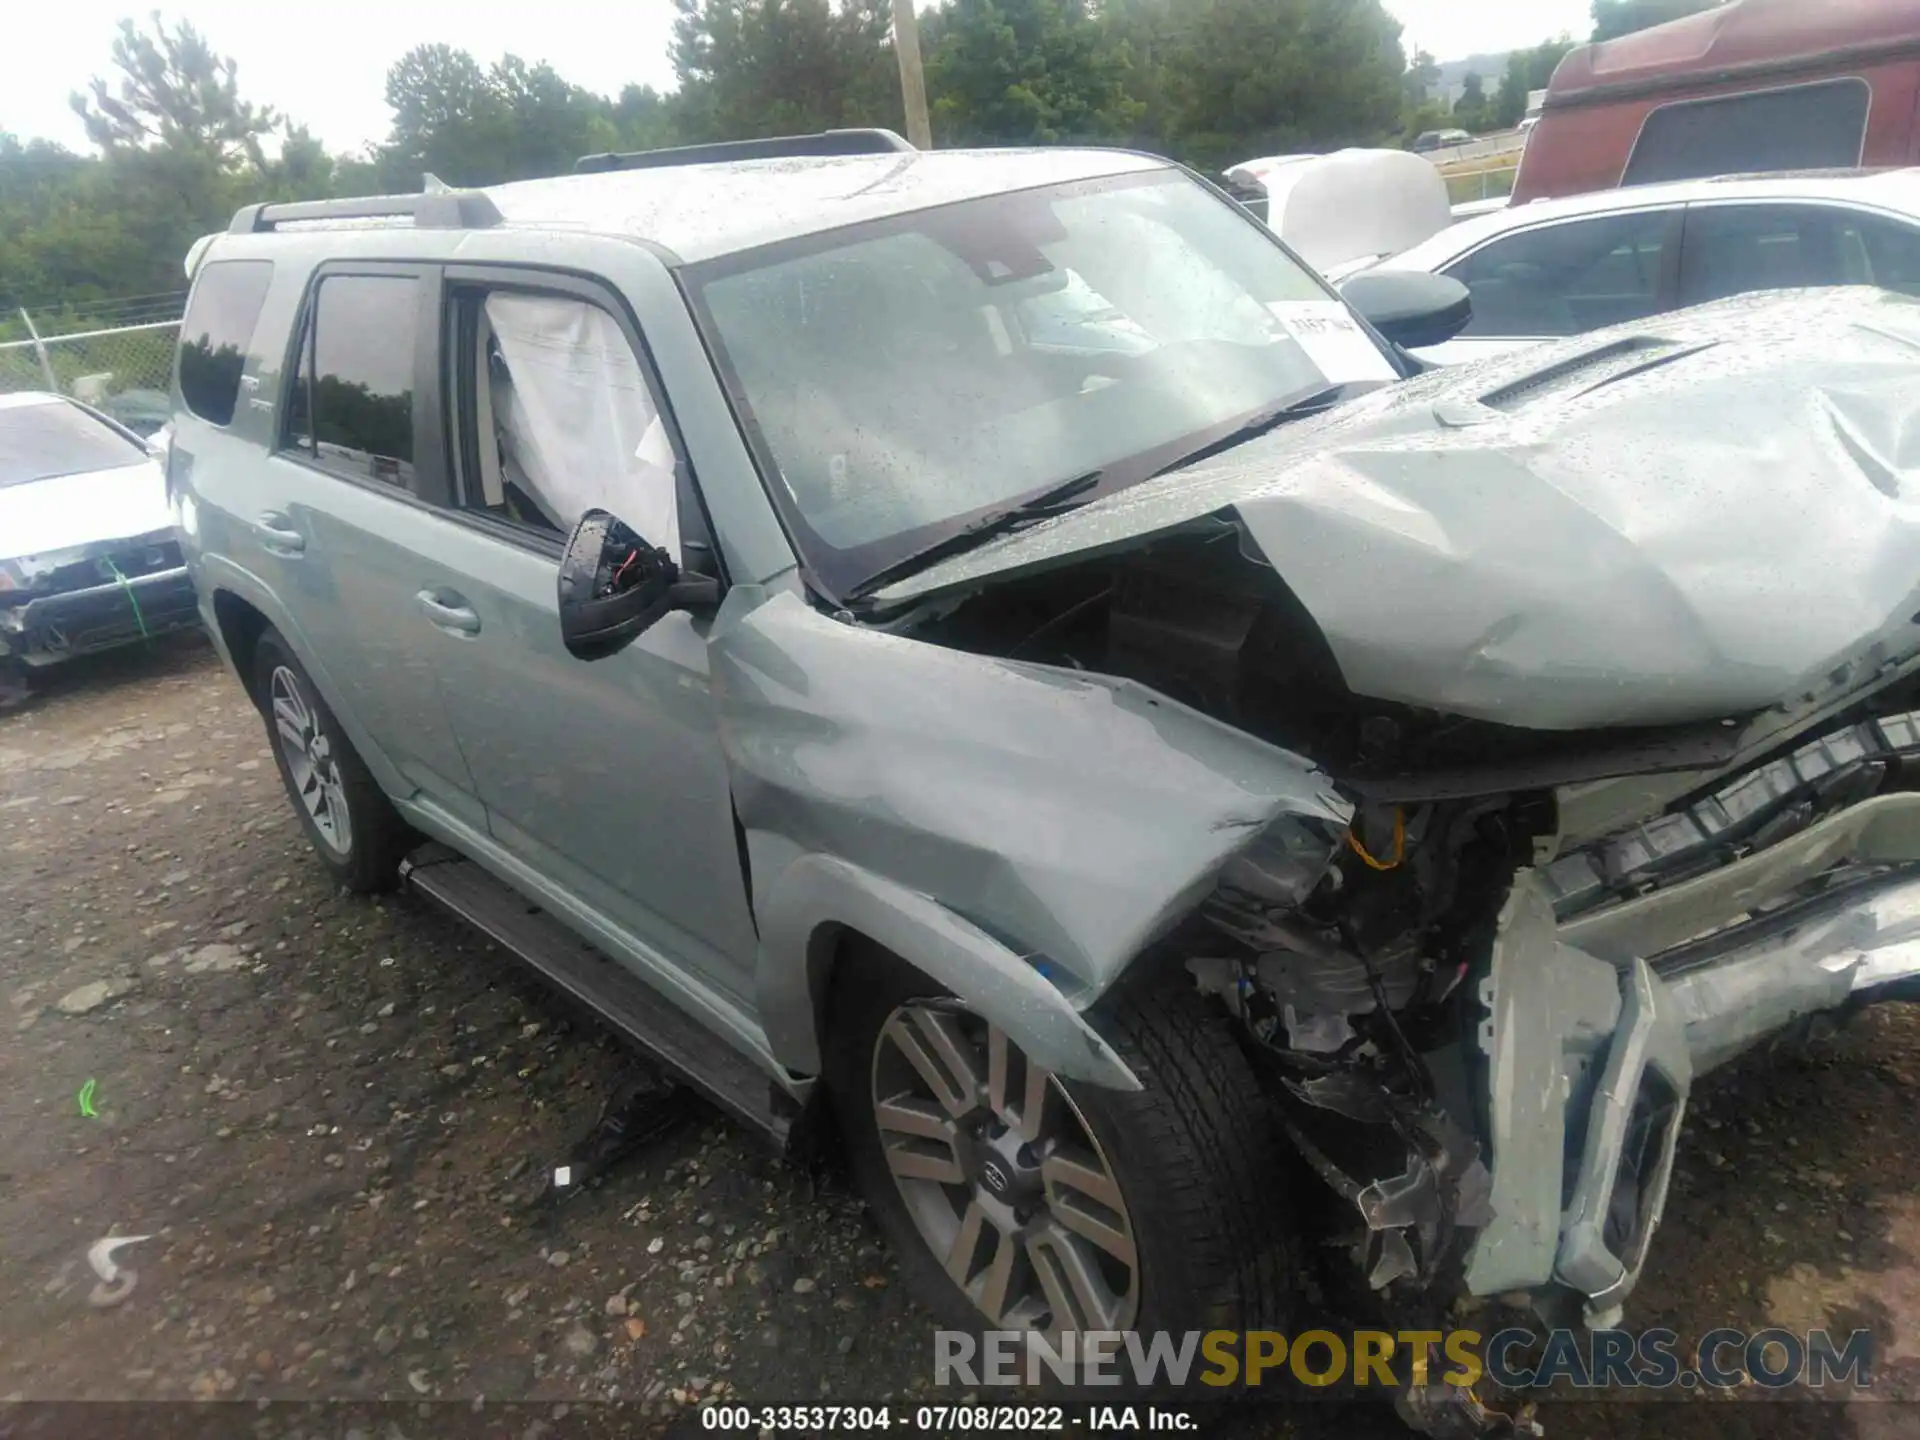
[269,665,352,854]
[870,1002,1139,1336]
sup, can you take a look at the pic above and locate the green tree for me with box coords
[70,11,280,169]
[1495,36,1577,128]
[1453,71,1487,132]
[379,45,616,186]
[670,0,901,143]
[1160,0,1406,171]
[923,0,1142,146]
[1591,0,1721,43]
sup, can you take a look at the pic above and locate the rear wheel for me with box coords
[827,947,1298,1355]
[253,628,412,892]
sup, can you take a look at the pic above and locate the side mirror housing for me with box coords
[557,509,718,661]
[1338,270,1473,350]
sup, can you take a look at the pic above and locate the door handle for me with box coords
[255,511,306,555]
[416,589,481,635]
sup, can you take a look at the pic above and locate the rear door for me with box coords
[253,264,485,831]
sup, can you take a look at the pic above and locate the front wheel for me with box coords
[253,628,412,892]
[826,948,1299,1355]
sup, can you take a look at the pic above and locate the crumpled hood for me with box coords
[0,460,172,563]
[878,288,1920,731]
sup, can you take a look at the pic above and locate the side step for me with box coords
[400,846,791,1146]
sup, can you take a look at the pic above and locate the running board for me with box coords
[400,846,792,1146]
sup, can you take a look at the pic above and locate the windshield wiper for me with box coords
[1147,384,1352,481]
[846,469,1103,602]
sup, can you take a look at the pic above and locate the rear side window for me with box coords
[177,259,273,426]
[1678,204,1848,305]
[285,275,419,487]
[1624,79,1871,188]
[1444,209,1672,338]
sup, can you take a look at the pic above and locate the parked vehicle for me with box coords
[0,391,197,704]
[1358,167,1920,365]
[174,130,1920,1432]
[1515,0,1920,203]
[1224,149,1452,280]
[1412,128,1472,154]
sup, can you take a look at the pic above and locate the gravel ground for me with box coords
[6,634,1920,1439]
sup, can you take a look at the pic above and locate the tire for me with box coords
[252,628,412,893]
[826,945,1298,1361]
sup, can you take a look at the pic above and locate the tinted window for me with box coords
[0,398,146,489]
[1624,80,1870,187]
[1845,211,1920,296]
[1445,210,1670,337]
[1679,204,1849,305]
[177,259,273,425]
[286,276,417,486]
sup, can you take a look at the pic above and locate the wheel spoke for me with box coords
[987,1025,1010,1118]
[1015,1049,1050,1143]
[1027,1225,1122,1331]
[887,1009,982,1118]
[1042,1151,1136,1266]
[876,1094,956,1142]
[975,1224,1018,1323]
[945,1199,988,1287]
[274,714,307,752]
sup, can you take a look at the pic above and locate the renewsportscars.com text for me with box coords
[934,1327,1874,1391]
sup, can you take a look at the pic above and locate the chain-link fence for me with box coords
[0,296,184,437]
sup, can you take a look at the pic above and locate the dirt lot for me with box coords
[6,634,1920,1439]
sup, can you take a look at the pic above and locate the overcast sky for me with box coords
[12,0,1594,157]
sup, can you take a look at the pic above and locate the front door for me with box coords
[408,269,760,1002]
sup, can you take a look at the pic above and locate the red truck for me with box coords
[1513,0,1920,203]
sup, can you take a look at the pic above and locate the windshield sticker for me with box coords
[1268,301,1396,384]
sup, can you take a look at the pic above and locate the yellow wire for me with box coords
[1347,807,1405,871]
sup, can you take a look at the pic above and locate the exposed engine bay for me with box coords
[886,524,1920,1430]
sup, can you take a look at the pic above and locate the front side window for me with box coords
[178,259,274,426]
[1624,79,1871,188]
[1444,210,1671,338]
[447,288,678,551]
[285,275,418,487]
[688,169,1389,597]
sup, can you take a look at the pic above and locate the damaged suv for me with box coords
[173,129,1920,1431]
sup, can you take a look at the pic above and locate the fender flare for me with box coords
[754,850,1142,1093]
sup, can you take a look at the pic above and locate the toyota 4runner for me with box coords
[169,128,1920,1433]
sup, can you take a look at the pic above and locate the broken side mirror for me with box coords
[1339,270,1472,350]
[557,508,720,661]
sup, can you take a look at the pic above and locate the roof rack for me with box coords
[574,128,915,175]
[228,191,504,235]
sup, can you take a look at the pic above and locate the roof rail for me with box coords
[573,128,915,175]
[228,191,505,235]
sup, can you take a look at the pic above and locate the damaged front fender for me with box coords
[706,586,1351,1082]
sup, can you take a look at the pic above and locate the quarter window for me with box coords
[285,275,418,486]
[1444,210,1671,338]
[177,259,273,426]
[1624,80,1870,188]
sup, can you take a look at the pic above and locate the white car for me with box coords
[1363,168,1920,365]
[0,391,198,702]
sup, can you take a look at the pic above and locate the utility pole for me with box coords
[890,0,932,149]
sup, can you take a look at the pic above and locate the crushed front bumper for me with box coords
[1469,791,1920,1327]
[0,561,199,664]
